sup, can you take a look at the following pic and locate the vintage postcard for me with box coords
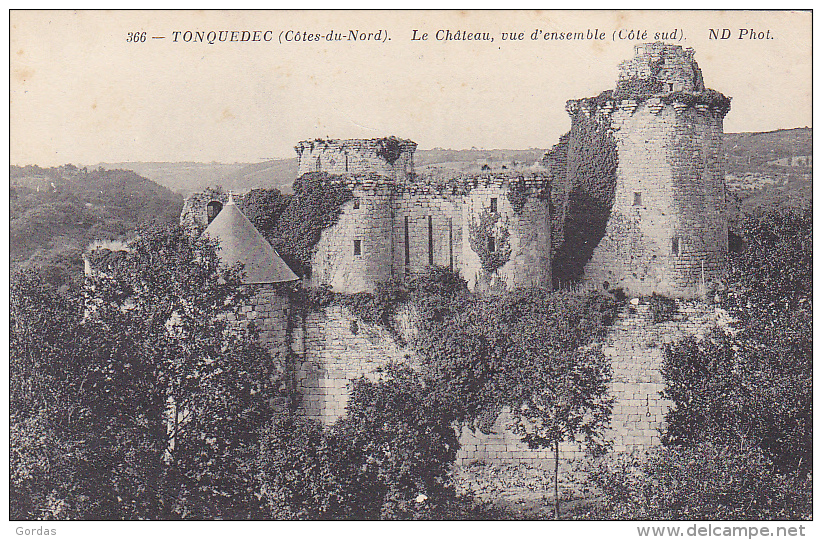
[9,9,812,535]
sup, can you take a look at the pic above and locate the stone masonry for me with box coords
[177,43,732,466]
[572,43,729,297]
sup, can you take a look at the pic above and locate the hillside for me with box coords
[722,128,812,217]
[10,165,184,287]
[94,159,299,197]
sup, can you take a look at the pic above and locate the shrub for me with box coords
[585,445,812,520]
[256,365,462,520]
[649,293,677,323]
[256,413,359,519]
[337,364,461,519]
[662,323,812,474]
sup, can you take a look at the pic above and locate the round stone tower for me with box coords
[461,173,551,293]
[570,43,730,298]
[308,174,394,294]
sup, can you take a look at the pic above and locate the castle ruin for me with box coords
[180,43,731,463]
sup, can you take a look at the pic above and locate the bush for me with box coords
[337,364,461,519]
[256,413,359,519]
[256,365,462,520]
[649,293,677,323]
[585,445,812,520]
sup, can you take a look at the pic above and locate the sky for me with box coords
[10,10,812,166]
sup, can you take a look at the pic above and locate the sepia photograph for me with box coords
[8,9,813,530]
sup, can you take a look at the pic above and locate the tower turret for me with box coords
[559,43,731,297]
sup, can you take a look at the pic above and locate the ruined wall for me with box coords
[290,296,719,466]
[180,189,247,233]
[295,138,416,183]
[456,299,720,466]
[618,43,704,93]
[392,188,463,276]
[581,98,727,297]
[294,303,417,424]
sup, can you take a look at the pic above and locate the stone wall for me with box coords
[294,303,417,424]
[309,182,394,293]
[229,284,293,399]
[461,181,551,292]
[393,188,464,276]
[456,299,719,466]
[308,171,550,294]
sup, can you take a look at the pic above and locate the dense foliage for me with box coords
[257,365,461,519]
[505,180,530,214]
[239,173,352,277]
[586,445,812,520]
[592,206,815,520]
[407,270,618,517]
[662,208,812,474]
[11,223,280,519]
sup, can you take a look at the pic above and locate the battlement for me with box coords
[617,42,704,93]
[295,136,417,182]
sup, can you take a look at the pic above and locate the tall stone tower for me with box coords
[565,43,731,297]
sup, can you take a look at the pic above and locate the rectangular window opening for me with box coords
[354,239,362,256]
[671,237,679,256]
[487,236,496,253]
[490,198,498,213]
[633,192,642,206]
[353,199,360,210]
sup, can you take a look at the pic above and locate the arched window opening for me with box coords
[207,201,223,224]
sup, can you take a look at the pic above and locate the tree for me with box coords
[79,222,281,518]
[662,207,812,474]
[10,271,90,518]
[414,282,618,518]
[256,365,462,520]
[10,223,282,519]
[336,364,461,519]
[648,207,813,520]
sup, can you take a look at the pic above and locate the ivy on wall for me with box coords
[552,114,618,285]
[468,210,511,275]
[376,137,403,164]
[238,173,353,277]
[297,279,409,343]
[506,180,529,215]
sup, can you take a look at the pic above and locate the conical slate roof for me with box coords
[204,195,298,284]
